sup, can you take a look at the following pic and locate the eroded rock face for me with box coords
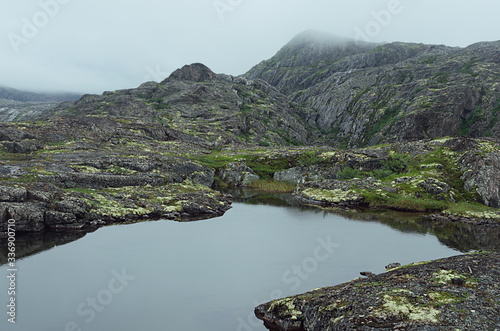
[246,31,500,148]
[460,151,500,208]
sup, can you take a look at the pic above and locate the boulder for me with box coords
[0,186,28,202]
[218,162,260,187]
[459,151,500,208]
[418,178,451,196]
[0,202,46,232]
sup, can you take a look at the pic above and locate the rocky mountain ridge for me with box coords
[246,30,500,148]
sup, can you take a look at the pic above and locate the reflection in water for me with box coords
[2,191,499,266]
[1,194,495,331]
[233,189,500,253]
[0,231,87,265]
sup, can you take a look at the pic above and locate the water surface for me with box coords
[1,201,494,331]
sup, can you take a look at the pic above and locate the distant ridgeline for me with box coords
[0,86,81,122]
[2,31,500,148]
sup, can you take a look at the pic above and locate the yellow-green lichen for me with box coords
[431,269,475,285]
[71,165,101,174]
[380,293,439,323]
[268,298,303,320]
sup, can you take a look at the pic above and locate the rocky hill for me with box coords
[42,63,309,147]
[246,30,500,148]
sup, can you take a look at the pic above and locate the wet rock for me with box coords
[444,137,480,153]
[274,164,340,185]
[360,271,376,277]
[293,178,395,209]
[385,262,401,270]
[39,173,166,189]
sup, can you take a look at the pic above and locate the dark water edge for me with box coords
[0,193,498,331]
[230,189,500,253]
[1,191,499,266]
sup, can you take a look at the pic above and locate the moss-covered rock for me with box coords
[255,252,500,330]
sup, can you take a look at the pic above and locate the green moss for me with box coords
[247,180,295,193]
[428,291,467,307]
[459,106,485,136]
[364,103,402,144]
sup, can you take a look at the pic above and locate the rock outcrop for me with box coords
[218,162,260,187]
[459,150,500,208]
[255,252,500,331]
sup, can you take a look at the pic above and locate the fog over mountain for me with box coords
[0,0,499,94]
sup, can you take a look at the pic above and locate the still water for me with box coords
[1,200,497,331]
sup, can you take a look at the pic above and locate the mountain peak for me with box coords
[164,63,216,83]
[288,30,351,46]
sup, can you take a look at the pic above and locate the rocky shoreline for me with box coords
[1,136,499,238]
[255,252,500,330]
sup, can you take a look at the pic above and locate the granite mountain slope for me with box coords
[246,30,500,148]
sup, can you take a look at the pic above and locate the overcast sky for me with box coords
[1,0,499,94]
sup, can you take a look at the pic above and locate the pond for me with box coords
[1,195,499,331]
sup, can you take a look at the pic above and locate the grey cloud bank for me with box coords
[1,0,499,94]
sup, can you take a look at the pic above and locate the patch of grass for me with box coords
[247,180,296,193]
[364,103,402,144]
[297,151,323,166]
[339,153,410,180]
[459,57,480,76]
[433,71,450,84]
[459,106,484,136]
[337,166,361,180]
[348,87,372,110]
[240,103,251,114]
[487,98,500,132]
[419,55,438,64]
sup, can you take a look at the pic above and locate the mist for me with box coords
[1,0,499,94]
